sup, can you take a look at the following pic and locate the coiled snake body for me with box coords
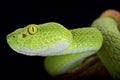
[6,10,120,79]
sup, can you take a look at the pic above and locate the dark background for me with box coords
[1,0,120,80]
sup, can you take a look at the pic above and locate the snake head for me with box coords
[6,24,37,54]
[6,22,72,56]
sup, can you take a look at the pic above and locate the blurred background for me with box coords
[0,0,119,80]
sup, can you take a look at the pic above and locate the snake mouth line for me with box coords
[7,39,11,43]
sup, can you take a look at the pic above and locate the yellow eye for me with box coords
[28,24,38,35]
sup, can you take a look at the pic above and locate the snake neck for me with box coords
[56,28,103,56]
[91,17,120,79]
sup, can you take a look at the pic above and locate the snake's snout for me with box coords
[6,34,11,43]
[6,33,19,52]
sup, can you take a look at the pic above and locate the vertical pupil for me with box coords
[32,27,34,32]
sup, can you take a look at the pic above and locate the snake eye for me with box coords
[28,24,38,35]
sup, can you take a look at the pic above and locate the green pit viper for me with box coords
[6,10,120,79]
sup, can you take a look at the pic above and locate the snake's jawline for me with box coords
[53,54,111,80]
